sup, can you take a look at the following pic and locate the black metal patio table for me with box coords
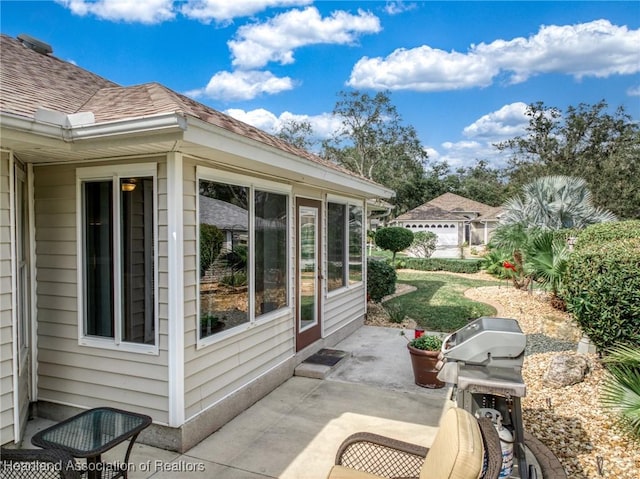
[31,407,152,479]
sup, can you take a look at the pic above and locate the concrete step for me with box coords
[294,348,350,379]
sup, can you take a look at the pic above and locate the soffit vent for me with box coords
[17,33,53,55]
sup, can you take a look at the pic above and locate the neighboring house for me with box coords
[390,193,502,257]
[0,34,393,451]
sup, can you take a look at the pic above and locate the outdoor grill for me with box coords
[437,317,534,479]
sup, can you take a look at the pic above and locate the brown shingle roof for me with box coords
[0,35,117,118]
[394,193,495,221]
[0,34,367,182]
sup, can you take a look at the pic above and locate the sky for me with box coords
[1,1,639,170]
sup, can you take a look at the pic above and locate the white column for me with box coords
[167,152,185,427]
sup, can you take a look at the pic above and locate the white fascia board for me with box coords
[183,117,394,200]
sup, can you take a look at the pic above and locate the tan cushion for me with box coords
[420,408,484,479]
[327,465,386,479]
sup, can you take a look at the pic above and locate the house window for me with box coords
[348,205,363,284]
[327,203,346,291]
[327,200,364,291]
[198,169,289,341]
[255,190,288,315]
[78,165,157,352]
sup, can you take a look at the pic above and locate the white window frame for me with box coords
[76,163,159,355]
[196,166,292,348]
[326,195,365,297]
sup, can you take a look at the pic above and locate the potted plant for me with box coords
[407,334,445,388]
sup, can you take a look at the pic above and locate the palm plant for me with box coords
[500,175,617,229]
[601,344,640,441]
[524,231,570,305]
[487,223,532,289]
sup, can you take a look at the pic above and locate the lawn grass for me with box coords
[385,271,502,333]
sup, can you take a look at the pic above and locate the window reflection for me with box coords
[255,190,288,316]
[199,181,249,338]
[198,180,289,339]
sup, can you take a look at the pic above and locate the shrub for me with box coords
[375,227,414,262]
[383,303,406,323]
[481,249,512,278]
[401,258,483,274]
[367,258,396,302]
[574,220,640,251]
[563,237,640,351]
[410,231,438,258]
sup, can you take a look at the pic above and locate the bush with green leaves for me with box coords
[402,258,483,273]
[573,220,640,251]
[563,237,640,351]
[367,258,396,302]
[375,227,414,262]
[410,231,437,258]
[481,249,512,278]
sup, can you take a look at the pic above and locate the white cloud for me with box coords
[427,103,532,169]
[349,19,640,91]
[384,2,417,15]
[57,0,175,24]
[348,46,496,91]
[462,102,529,139]
[225,108,341,139]
[180,0,312,24]
[188,70,294,101]
[435,140,510,169]
[628,85,640,97]
[229,6,381,69]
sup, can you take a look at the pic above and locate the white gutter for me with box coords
[67,113,187,141]
[1,111,187,143]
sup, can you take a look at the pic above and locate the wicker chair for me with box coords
[327,407,502,479]
[1,447,82,479]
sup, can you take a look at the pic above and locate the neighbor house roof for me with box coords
[394,193,496,222]
[0,34,383,192]
[475,206,504,222]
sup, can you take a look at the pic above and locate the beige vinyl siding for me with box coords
[324,286,366,337]
[183,158,294,421]
[0,150,15,444]
[33,158,170,423]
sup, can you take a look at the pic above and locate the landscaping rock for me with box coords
[543,353,589,388]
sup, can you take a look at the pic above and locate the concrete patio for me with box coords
[21,326,451,478]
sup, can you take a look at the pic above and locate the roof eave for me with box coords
[1,110,187,144]
[182,115,394,200]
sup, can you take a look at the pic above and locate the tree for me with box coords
[322,90,429,215]
[410,231,438,258]
[275,118,317,151]
[374,227,414,263]
[497,101,640,219]
[500,175,617,229]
